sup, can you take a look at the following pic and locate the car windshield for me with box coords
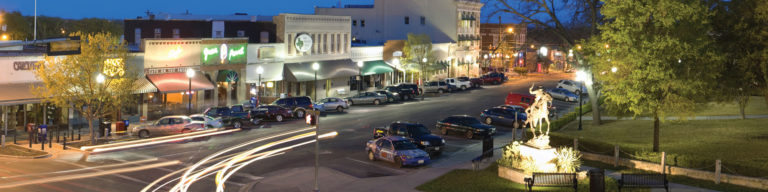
[392,140,418,150]
[409,125,431,135]
[457,77,469,81]
[463,117,482,125]
[191,117,204,121]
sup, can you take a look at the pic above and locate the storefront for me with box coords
[199,38,249,107]
[246,43,285,104]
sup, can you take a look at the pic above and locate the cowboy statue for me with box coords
[525,83,553,148]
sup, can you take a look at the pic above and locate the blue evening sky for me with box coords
[0,0,551,23]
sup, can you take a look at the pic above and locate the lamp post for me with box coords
[312,62,319,102]
[357,61,364,95]
[575,70,586,131]
[186,68,195,115]
[421,58,427,100]
[256,66,264,106]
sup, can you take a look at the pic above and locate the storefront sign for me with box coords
[294,33,313,53]
[0,56,43,84]
[258,47,276,59]
[144,39,202,68]
[47,36,81,56]
[13,61,40,71]
[201,43,247,65]
[145,67,197,75]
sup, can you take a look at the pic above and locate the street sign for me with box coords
[47,36,81,56]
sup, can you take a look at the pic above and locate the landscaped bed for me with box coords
[0,145,48,157]
[552,118,768,178]
[416,163,618,192]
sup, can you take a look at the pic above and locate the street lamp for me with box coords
[96,73,105,84]
[256,66,264,106]
[611,66,618,73]
[575,70,587,131]
[186,68,195,115]
[357,61,364,95]
[539,46,548,57]
[312,62,319,102]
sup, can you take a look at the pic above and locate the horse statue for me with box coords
[525,84,553,147]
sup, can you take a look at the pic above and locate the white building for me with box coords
[315,0,484,77]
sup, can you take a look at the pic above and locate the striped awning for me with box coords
[133,76,158,94]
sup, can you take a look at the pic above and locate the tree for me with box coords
[33,32,135,145]
[403,33,435,100]
[587,0,722,152]
[489,0,604,125]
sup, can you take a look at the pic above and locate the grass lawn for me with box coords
[416,163,619,192]
[0,145,48,157]
[584,96,768,117]
[554,118,768,177]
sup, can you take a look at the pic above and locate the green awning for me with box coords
[216,70,240,82]
[362,60,394,75]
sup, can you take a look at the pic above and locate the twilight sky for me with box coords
[0,0,531,23]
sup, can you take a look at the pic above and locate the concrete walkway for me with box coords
[582,114,768,121]
[580,166,719,192]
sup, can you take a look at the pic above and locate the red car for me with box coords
[480,74,502,85]
[505,93,534,109]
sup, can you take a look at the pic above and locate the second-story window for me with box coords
[237,30,245,37]
[361,20,365,27]
[404,16,410,25]
[215,31,223,38]
[352,20,357,27]
[421,16,426,26]
[172,28,180,38]
[260,31,269,43]
[154,28,161,38]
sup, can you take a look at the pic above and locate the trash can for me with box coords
[37,125,48,143]
[100,120,112,137]
[115,121,126,133]
[482,135,493,158]
[588,169,605,192]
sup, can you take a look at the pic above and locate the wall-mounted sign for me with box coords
[258,47,276,59]
[13,61,40,71]
[294,33,313,53]
[201,43,247,65]
[47,36,81,56]
[145,67,197,75]
[393,51,403,57]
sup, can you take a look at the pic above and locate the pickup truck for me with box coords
[203,105,254,129]
[444,78,471,91]
[374,122,446,156]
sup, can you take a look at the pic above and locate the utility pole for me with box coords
[34,0,37,40]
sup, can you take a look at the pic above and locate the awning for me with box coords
[133,76,158,94]
[246,62,284,83]
[147,72,215,93]
[0,83,42,106]
[216,70,240,82]
[284,59,358,82]
[362,60,394,75]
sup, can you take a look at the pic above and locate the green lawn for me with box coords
[0,145,48,157]
[416,163,619,192]
[553,118,768,177]
[584,96,768,117]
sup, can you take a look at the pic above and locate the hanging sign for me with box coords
[294,33,313,53]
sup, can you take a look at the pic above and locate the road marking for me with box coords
[0,160,181,189]
[344,157,406,174]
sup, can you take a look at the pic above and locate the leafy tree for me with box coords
[403,33,436,99]
[0,11,33,40]
[33,32,135,145]
[587,0,722,152]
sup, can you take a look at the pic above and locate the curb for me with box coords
[0,153,52,159]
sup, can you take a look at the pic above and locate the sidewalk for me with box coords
[580,166,719,192]
[582,114,768,121]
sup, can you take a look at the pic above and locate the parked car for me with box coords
[345,92,388,105]
[250,105,293,122]
[271,96,314,118]
[131,115,205,138]
[366,136,431,167]
[189,114,223,128]
[374,122,446,156]
[480,74,503,85]
[547,88,578,102]
[383,86,414,100]
[313,97,349,112]
[374,90,400,103]
[444,78,471,91]
[468,77,483,88]
[396,83,421,96]
[557,80,586,95]
[505,93,535,108]
[487,72,507,82]
[203,106,252,129]
[480,107,527,128]
[435,115,496,139]
[423,81,453,93]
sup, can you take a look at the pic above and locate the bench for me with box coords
[524,172,578,192]
[618,173,668,192]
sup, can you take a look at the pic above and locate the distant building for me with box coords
[124,12,277,47]
[480,23,526,71]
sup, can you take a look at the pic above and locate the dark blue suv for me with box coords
[374,122,446,156]
[480,106,527,129]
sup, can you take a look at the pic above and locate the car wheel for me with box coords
[395,157,404,168]
[233,121,242,129]
[336,106,344,112]
[406,95,412,100]
[485,117,493,125]
[181,128,191,133]
[296,110,305,119]
[557,86,563,89]
[438,89,444,94]
[373,99,381,105]
[495,81,500,85]
[275,115,284,122]
[576,90,582,95]
[388,97,394,103]
[347,100,353,106]
[461,86,467,91]
[441,127,448,135]
[513,121,521,129]
[368,151,376,161]
[465,130,474,139]
[138,130,149,139]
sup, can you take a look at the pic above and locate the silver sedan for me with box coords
[314,97,349,112]
[131,115,206,138]
[345,92,388,105]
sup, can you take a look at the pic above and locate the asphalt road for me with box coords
[0,73,576,192]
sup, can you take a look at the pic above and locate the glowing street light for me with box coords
[611,66,618,73]
[539,46,548,57]
[96,73,105,84]
[506,27,513,33]
[312,62,319,102]
[186,68,195,115]
[574,70,588,131]
[357,61,364,95]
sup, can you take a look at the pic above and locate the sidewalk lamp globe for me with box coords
[96,73,105,84]
[256,66,264,75]
[357,61,364,68]
[186,68,195,78]
[575,70,587,82]
[312,62,320,71]
[422,58,427,63]
[539,46,548,57]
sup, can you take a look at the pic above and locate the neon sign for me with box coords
[203,47,219,61]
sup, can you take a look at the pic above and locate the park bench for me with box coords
[524,172,578,192]
[618,173,668,192]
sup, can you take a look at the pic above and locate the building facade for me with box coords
[480,23,527,71]
[124,12,277,46]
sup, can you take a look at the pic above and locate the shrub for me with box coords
[555,147,582,173]
[513,67,528,76]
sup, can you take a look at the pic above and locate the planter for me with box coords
[498,165,529,184]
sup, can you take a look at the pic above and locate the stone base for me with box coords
[519,143,558,173]
[498,166,528,184]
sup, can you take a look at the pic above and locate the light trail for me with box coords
[80,129,222,150]
[91,129,241,153]
[0,158,160,180]
[147,153,284,192]
[0,160,181,189]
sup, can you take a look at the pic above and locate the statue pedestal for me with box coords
[519,142,558,173]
